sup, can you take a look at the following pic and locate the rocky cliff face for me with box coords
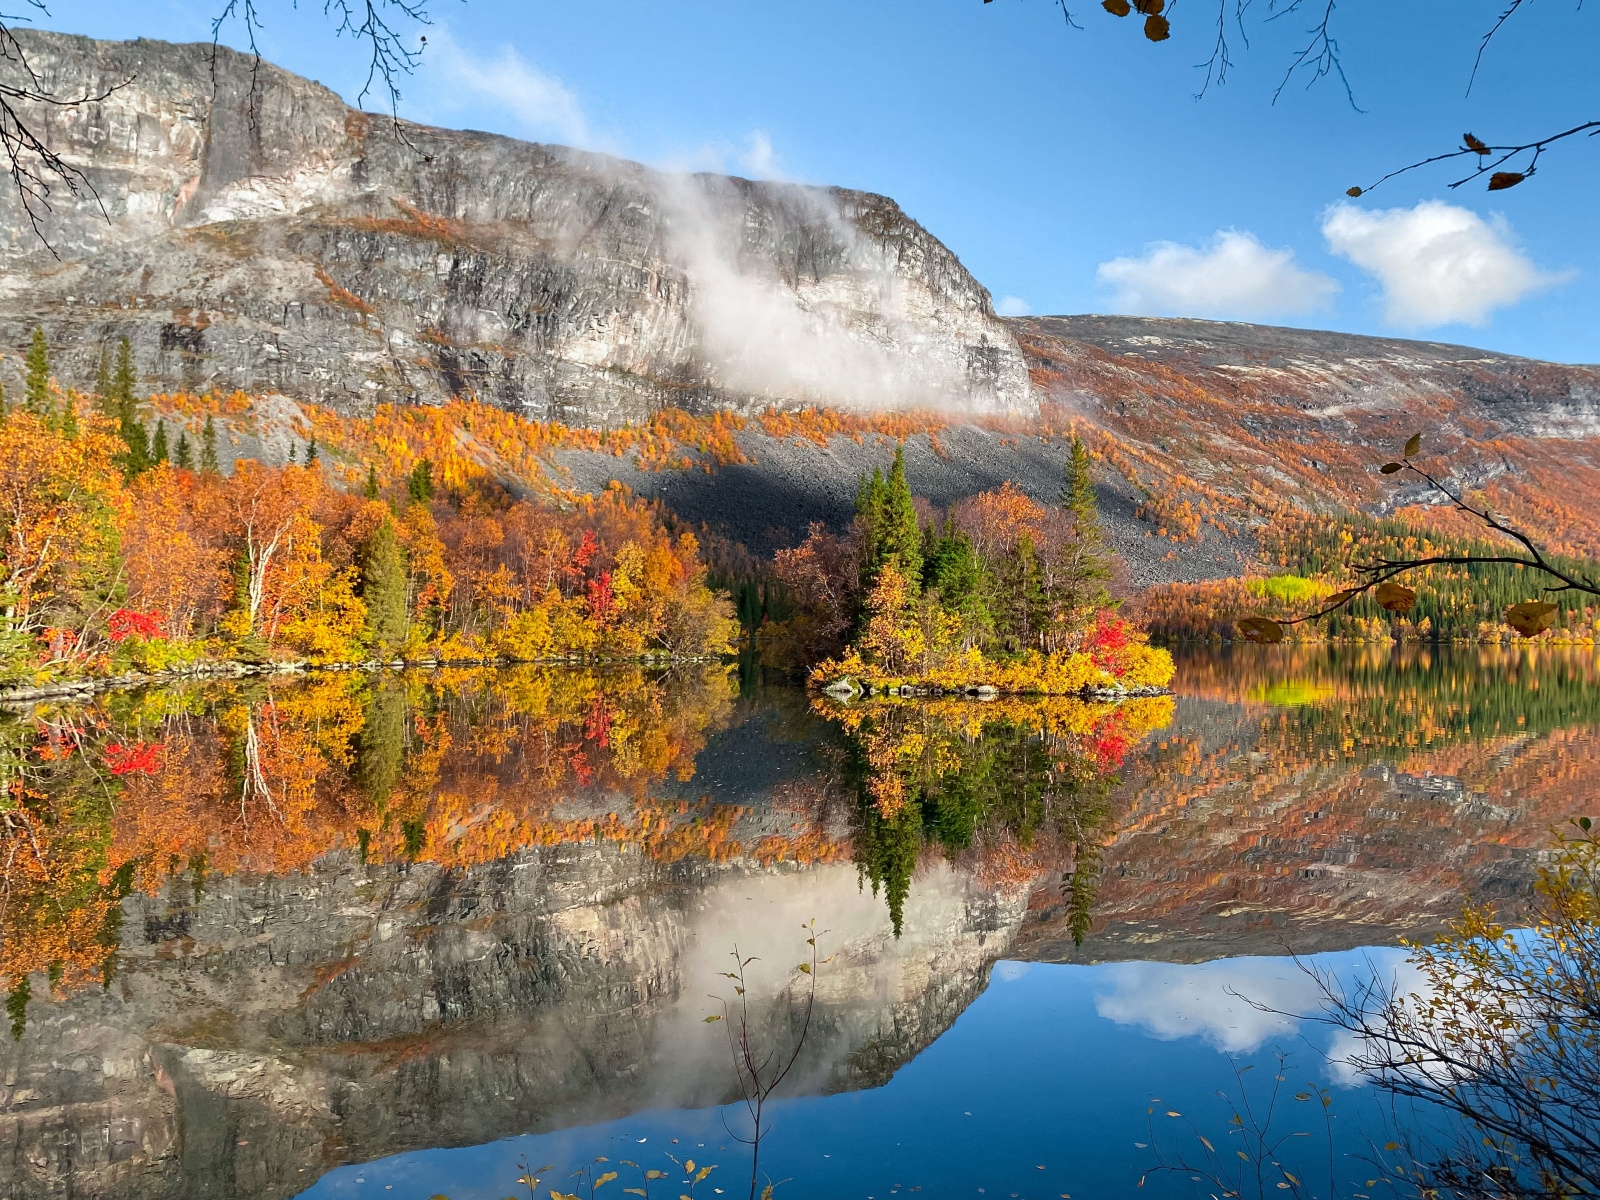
[0,30,1031,424]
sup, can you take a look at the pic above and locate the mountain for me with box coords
[0,29,1030,423]
[6,30,1600,582]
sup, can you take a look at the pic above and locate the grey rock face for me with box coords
[0,30,1032,424]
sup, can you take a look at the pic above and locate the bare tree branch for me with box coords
[1351,120,1600,197]
[0,0,435,254]
[1241,435,1600,643]
[0,12,128,256]
[209,0,432,122]
[1266,0,1361,110]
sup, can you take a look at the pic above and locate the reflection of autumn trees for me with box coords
[820,695,1174,935]
[1174,644,1600,760]
[0,666,749,1024]
[1072,646,1600,949]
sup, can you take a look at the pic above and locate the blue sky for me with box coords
[37,0,1600,362]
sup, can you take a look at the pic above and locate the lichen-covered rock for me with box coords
[0,30,1033,424]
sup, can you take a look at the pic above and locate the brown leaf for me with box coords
[1487,172,1526,191]
[1345,186,1363,198]
[1403,432,1421,457]
[1133,0,1164,12]
[1380,462,1404,475]
[1505,600,1559,638]
[1463,133,1491,155]
[1374,580,1417,614]
[1143,13,1170,39]
[1236,617,1285,644]
[1102,0,1132,14]
[1325,588,1360,609]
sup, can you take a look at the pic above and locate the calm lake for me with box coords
[4,645,1599,1199]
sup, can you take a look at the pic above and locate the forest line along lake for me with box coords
[1,643,1597,1199]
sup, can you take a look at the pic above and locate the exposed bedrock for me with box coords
[0,30,1031,424]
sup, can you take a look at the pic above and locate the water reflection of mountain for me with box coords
[1018,646,1600,963]
[4,649,1599,1199]
[0,673,1023,1200]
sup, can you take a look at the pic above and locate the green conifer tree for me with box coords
[996,532,1046,652]
[877,445,923,590]
[1061,436,1103,539]
[6,977,29,1041]
[24,327,50,414]
[151,421,169,465]
[361,518,410,657]
[286,442,297,466]
[111,337,136,409]
[95,344,112,412]
[364,464,381,499]
[110,338,150,478]
[174,429,194,470]
[1058,435,1112,620]
[200,415,220,473]
[0,380,7,425]
[305,435,319,465]
[407,459,435,504]
[854,466,887,576]
[926,523,993,648]
[57,394,78,440]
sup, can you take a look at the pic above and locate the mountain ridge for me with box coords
[0,28,1030,422]
[7,30,1600,580]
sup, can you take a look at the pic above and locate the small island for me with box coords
[765,442,1174,700]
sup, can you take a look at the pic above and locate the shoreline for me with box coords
[815,679,1174,702]
[0,653,727,707]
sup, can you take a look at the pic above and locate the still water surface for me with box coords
[2,646,1598,1199]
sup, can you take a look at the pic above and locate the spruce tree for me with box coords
[24,327,50,414]
[111,339,150,478]
[111,337,136,410]
[0,380,7,425]
[286,442,297,466]
[151,421,169,465]
[407,459,435,504]
[95,344,113,413]
[364,464,381,499]
[6,976,29,1041]
[997,532,1046,652]
[1058,435,1112,619]
[305,435,319,465]
[854,466,887,584]
[926,523,992,647]
[877,445,923,590]
[361,518,410,657]
[200,415,220,473]
[174,429,194,470]
[57,395,78,440]
[1061,437,1103,540]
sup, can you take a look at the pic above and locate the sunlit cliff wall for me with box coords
[0,30,1032,423]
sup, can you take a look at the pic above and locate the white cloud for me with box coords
[1322,200,1569,328]
[1093,958,1320,1054]
[1097,230,1339,320]
[417,30,789,183]
[1093,948,1425,1088]
[421,29,597,149]
[995,295,1032,317]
